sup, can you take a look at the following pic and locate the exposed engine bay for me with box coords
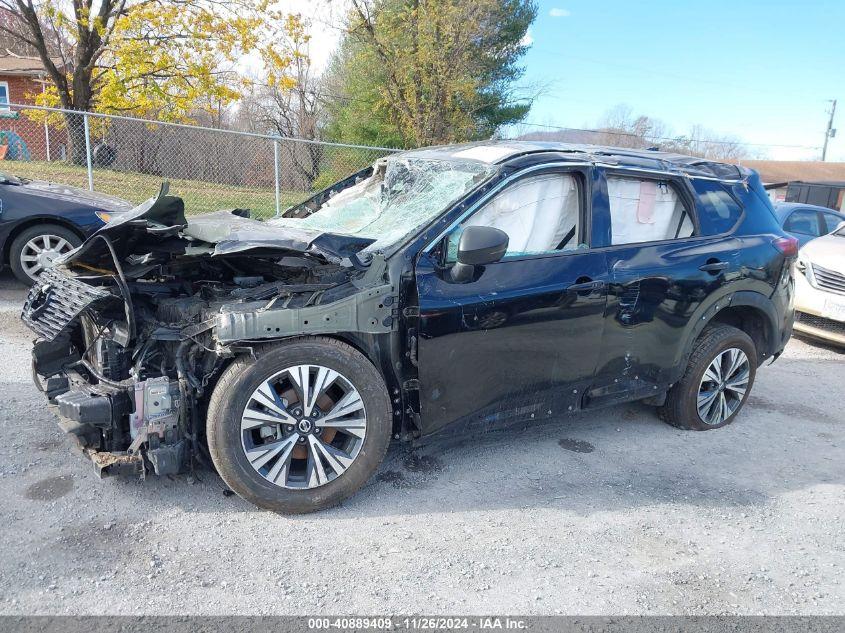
[22,186,397,477]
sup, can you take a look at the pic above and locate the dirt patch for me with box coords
[747,396,837,424]
[403,453,443,473]
[24,475,74,501]
[558,438,595,453]
[376,470,408,488]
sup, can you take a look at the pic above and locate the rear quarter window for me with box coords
[691,179,743,235]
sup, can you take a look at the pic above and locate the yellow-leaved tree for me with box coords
[0,0,302,163]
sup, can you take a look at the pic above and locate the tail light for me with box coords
[772,236,799,257]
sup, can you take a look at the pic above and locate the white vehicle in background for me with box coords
[795,223,845,346]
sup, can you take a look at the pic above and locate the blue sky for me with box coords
[518,0,845,160]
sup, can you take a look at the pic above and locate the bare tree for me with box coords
[669,124,748,161]
[594,104,750,159]
[247,19,325,189]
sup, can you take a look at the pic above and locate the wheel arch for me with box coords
[209,332,403,436]
[2,217,86,265]
[674,291,779,375]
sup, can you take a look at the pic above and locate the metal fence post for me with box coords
[83,113,94,191]
[43,120,51,161]
[273,138,281,217]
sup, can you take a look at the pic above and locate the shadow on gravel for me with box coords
[792,333,845,355]
[12,385,841,521]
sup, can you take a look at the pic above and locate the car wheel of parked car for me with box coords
[206,337,393,513]
[9,224,81,284]
[658,325,757,431]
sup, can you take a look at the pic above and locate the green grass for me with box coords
[5,160,311,219]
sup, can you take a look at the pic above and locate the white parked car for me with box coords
[795,224,845,346]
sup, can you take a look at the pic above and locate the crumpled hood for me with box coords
[801,233,845,272]
[183,210,376,260]
[15,178,132,211]
[63,186,376,266]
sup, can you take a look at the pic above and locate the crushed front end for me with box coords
[22,188,396,478]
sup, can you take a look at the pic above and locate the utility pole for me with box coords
[822,99,837,161]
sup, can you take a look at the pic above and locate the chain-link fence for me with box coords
[0,103,399,219]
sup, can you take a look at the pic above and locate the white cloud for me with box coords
[549,8,571,18]
[520,28,534,47]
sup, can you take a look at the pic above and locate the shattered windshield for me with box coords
[271,156,497,252]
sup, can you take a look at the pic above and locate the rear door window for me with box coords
[784,210,821,236]
[691,180,743,235]
[823,212,844,233]
[606,176,693,245]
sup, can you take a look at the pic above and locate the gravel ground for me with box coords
[0,270,842,616]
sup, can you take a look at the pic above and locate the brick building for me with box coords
[0,53,67,161]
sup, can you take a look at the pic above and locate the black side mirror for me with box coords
[451,226,509,283]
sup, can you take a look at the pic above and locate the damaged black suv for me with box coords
[22,142,796,513]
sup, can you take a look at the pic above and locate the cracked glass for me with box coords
[270,157,497,252]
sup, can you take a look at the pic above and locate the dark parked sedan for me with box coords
[0,172,131,283]
[774,201,845,247]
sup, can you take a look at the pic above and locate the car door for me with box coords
[412,166,609,435]
[589,171,745,406]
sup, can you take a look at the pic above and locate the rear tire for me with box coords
[658,325,757,430]
[206,337,392,513]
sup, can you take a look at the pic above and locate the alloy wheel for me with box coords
[240,364,367,489]
[20,234,74,279]
[696,347,750,425]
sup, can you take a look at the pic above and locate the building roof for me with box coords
[0,54,53,76]
[732,160,845,185]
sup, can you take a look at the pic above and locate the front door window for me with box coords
[446,172,582,261]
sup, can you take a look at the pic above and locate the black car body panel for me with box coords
[21,142,795,478]
[0,175,130,270]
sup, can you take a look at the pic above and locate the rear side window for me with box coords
[692,180,743,235]
[784,210,820,236]
[607,176,693,245]
[823,212,843,233]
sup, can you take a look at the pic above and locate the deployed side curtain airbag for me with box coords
[607,177,691,244]
[465,174,580,256]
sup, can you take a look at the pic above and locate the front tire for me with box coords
[659,325,757,430]
[206,337,392,513]
[9,224,81,284]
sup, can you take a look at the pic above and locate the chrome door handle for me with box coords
[568,280,605,292]
[699,261,729,273]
